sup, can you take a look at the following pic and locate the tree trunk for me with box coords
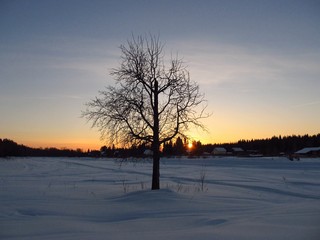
[152,80,160,190]
[152,145,160,190]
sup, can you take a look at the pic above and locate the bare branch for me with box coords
[83,34,210,189]
[84,34,209,147]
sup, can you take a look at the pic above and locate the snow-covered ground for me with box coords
[1,156,319,240]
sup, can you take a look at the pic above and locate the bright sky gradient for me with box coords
[1,0,320,150]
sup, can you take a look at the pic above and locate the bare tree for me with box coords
[83,35,208,190]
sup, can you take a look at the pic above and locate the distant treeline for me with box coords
[206,134,320,156]
[1,134,320,158]
[101,134,320,157]
[0,139,87,158]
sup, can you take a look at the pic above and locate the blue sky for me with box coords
[1,0,320,149]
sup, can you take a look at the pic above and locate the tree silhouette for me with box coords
[174,137,185,156]
[83,35,208,190]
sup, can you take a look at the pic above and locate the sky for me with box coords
[1,0,320,150]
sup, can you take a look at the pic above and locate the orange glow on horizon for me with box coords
[5,128,320,153]
[15,139,103,151]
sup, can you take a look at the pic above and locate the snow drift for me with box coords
[1,157,319,239]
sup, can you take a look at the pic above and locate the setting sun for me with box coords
[188,142,193,149]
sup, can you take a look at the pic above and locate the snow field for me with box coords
[0,157,320,240]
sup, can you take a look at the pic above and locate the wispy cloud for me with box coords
[1,36,119,77]
[169,39,320,89]
[291,101,320,109]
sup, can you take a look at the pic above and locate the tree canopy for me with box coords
[83,35,208,189]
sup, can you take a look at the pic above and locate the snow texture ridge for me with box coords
[0,157,320,240]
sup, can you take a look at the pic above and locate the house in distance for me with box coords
[295,147,320,158]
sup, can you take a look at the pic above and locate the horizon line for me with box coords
[2,133,320,151]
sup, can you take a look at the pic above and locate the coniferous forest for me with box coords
[1,134,319,158]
